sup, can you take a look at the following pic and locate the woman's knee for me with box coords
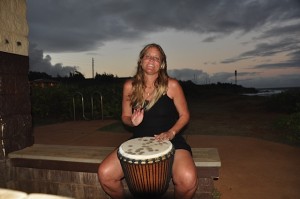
[98,150,123,183]
[173,168,198,188]
[98,163,109,181]
[172,150,198,189]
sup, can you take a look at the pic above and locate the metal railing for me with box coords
[72,91,104,121]
[1,118,6,157]
[91,91,103,120]
[72,92,89,120]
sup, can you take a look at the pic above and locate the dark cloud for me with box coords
[258,23,300,39]
[29,44,77,77]
[239,73,300,88]
[222,38,300,63]
[222,38,300,69]
[168,68,209,83]
[168,69,258,85]
[27,0,300,52]
[287,50,300,61]
[27,0,300,86]
[253,60,300,69]
[220,5,300,67]
[207,71,258,84]
[170,69,300,88]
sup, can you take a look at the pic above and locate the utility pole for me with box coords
[235,70,237,85]
[92,58,94,79]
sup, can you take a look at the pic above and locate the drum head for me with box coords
[118,137,173,161]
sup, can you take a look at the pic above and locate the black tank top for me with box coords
[132,94,178,137]
[131,94,192,153]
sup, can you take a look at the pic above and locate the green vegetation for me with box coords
[29,72,300,146]
[265,89,300,145]
[212,188,221,199]
[30,72,124,125]
[264,89,300,113]
[30,73,256,125]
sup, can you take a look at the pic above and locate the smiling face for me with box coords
[141,47,162,76]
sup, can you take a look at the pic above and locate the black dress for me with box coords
[132,94,192,154]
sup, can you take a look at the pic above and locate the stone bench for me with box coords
[0,188,73,199]
[7,144,221,199]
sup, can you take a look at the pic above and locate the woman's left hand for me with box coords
[154,131,175,141]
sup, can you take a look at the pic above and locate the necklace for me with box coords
[144,81,155,99]
[145,86,155,99]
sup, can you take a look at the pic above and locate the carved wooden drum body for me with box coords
[117,137,175,197]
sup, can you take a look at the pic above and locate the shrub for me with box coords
[265,89,300,113]
[276,112,300,144]
[31,81,123,124]
[31,85,72,120]
[212,188,221,199]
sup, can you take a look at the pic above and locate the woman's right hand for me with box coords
[131,108,144,126]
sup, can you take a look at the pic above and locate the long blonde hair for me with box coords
[130,43,169,110]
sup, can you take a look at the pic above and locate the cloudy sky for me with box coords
[27,0,300,88]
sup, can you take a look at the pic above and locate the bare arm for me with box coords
[155,78,190,141]
[121,79,144,127]
[168,78,190,133]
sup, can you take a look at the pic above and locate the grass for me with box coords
[212,188,221,199]
[97,94,299,146]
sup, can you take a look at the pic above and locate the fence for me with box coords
[72,92,103,120]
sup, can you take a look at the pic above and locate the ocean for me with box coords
[244,87,300,96]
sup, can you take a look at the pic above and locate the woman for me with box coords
[98,43,198,199]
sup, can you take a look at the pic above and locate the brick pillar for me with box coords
[0,0,33,187]
[0,52,34,153]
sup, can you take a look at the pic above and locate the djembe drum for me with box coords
[117,137,175,197]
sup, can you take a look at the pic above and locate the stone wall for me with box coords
[0,52,33,154]
[0,0,33,187]
[7,164,215,199]
[0,0,29,56]
[7,145,220,198]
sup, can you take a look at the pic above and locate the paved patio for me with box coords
[33,120,300,199]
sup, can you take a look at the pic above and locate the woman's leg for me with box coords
[98,148,125,199]
[172,149,198,199]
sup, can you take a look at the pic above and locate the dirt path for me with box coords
[34,120,300,199]
[187,135,300,199]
